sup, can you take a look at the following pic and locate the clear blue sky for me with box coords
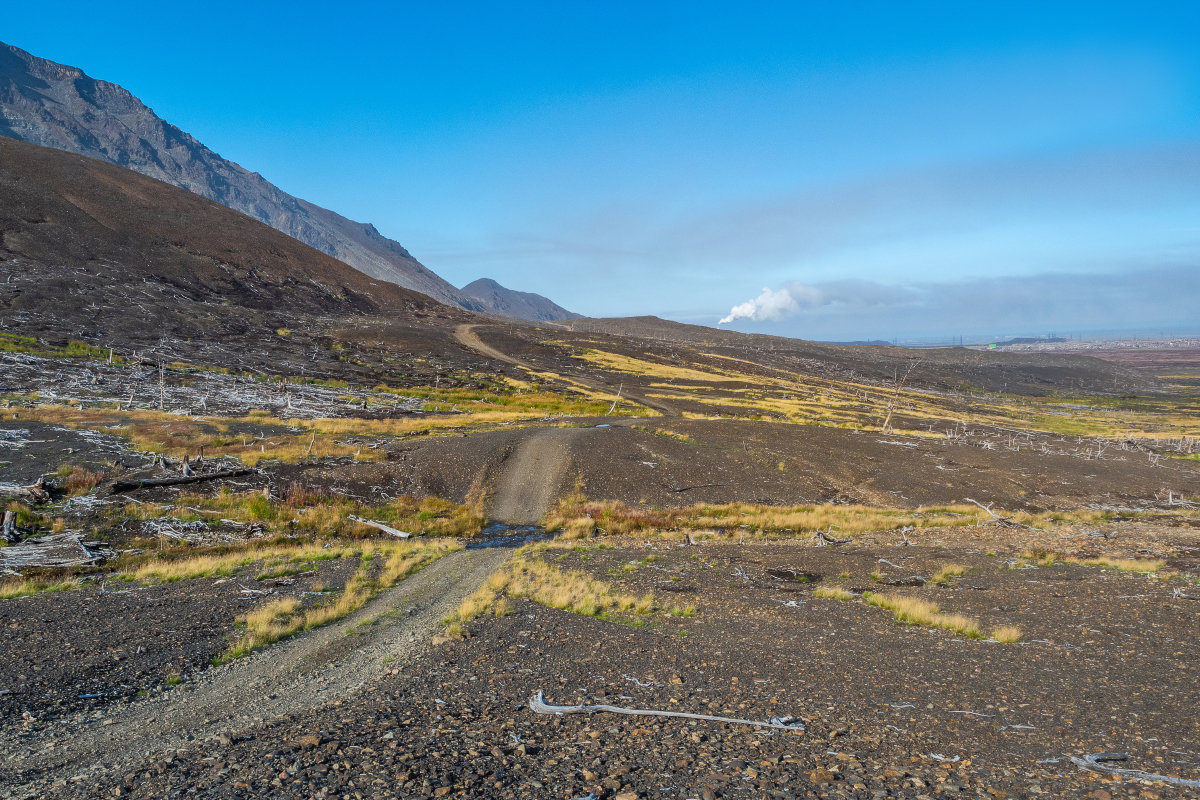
[6,2,1200,340]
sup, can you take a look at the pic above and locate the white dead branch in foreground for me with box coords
[347,516,412,538]
[529,691,805,731]
[1069,753,1200,788]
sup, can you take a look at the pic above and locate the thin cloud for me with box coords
[718,265,1200,339]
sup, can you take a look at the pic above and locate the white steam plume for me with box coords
[718,286,799,325]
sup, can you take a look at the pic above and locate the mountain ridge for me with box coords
[0,41,488,311]
[460,278,581,322]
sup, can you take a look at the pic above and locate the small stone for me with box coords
[616,793,639,800]
[297,734,322,748]
[808,768,835,785]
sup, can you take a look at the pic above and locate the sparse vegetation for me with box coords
[931,564,970,585]
[444,551,659,637]
[0,577,80,600]
[543,495,1118,539]
[223,539,458,659]
[813,586,855,601]
[990,625,1022,643]
[863,591,982,638]
[1070,555,1165,573]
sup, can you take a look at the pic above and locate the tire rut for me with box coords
[1,546,509,797]
[488,428,582,525]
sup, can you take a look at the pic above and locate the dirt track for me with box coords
[486,428,583,524]
[454,323,680,417]
[1,547,508,799]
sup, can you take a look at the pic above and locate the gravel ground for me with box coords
[15,523,1193,800]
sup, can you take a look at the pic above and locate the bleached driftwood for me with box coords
[529,691,805,731]
[109,468,255,494]
[348,516,412,538]
[964,498,1032,529]
[813,530,850,547]
[1069,753,1200,788]
[0,532,115,576]
[0,477,51,504]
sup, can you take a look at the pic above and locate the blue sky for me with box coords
[6,2,1200,340]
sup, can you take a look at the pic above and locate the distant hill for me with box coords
[460,278,581,322]
[559,315,1153,395]
[0,41,487,311]
[0,136,467,372]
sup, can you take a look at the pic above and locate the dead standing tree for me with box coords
[880,358,921,434]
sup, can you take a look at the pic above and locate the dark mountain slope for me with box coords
[0,136,469,373]
[461,278,580,322]
[0,41,486,312]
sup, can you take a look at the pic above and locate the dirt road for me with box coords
[1,547,508,799]
[454,323,678,417]
[487,428,583,524]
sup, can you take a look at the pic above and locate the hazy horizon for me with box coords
[5,2,1199,340]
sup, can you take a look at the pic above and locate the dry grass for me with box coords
[544,495,1117,539]
[813,586,856,601]
[863,592,982,638]
[118,486,484,540]
[128,540,366,584]
[224,540,458,659]
[0,578,79,600]
[931,564,970,585]
[56,465,107,496]
[443,553,656,637]
[990,625,1022,643]
[569,349,746,383]
[16,400,613,468]
[1014,550,1167,574]
[1069,555,1165,573]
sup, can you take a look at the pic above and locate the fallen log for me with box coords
[109,468,256,494]
[813,530,850,546]
[0,532,115,576]
[0,477,51,504]
[348,516,412,538]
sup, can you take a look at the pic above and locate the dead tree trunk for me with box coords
[109,468,255,494]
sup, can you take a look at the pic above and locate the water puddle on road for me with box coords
[465,523,552,549]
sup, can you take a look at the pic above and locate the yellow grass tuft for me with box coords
[1070,556,1165,573]
[864,592,982,638]
[931,564,970,585]
[444,555,659,636]
[223,540,458,659]
[813,586,856,601]
[990,625,1022,643]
